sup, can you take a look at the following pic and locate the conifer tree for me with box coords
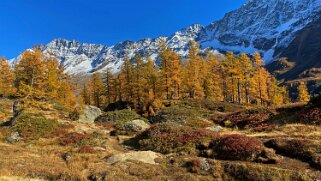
[45,59,60,98]
[82,83,91,105]
[159,40,181,100]
[252,52,269,105]
[0,57,15,97]
[104,68,114,105]
[116,73,126,102]
[222,52,238,102]
[15,49,47,100]
[57,80,77,111]
[144,56,159,99]
[183,40,203,98]
[142,56,162,115]
[238,53,253,104]
[133,53,144,109]
[203,52,223,101]
[12,49,78,111]
[121,55,134,102]
[297,82,310,103]
[268,77,288,106]
[90,73,104,108]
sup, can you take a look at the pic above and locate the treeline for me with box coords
[82,41,293,115]
[0,49,77,110]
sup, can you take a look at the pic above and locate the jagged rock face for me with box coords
[200,0,321,60]
[268,14,321,80]
[10,0,321,77]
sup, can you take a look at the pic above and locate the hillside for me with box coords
[267,15,321,80]
[1,98,321,180]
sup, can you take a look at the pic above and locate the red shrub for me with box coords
[59,132,91,146]
[137,123,219,154]
[211,134,263,161]
[222,109,273,129]
[300,107,321,124]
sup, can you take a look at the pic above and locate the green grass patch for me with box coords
[95,109,148,130]
[12,113,60,139]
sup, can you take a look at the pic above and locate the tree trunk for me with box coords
[3,100,23,127]
[237,78,242,104]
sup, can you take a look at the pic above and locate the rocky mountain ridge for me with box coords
[10,0,321,78]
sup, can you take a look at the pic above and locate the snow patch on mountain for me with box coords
[10,0,321,75]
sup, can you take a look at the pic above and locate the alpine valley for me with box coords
[3,1,321,180]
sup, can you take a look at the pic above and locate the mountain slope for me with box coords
[267,14,321,80]
[10,0,321,77]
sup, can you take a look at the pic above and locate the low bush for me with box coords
[221,108,274,129]
[95,109,147,131]
[221,162,311,181]
[95,109,142,123]
[135,123,218,154]
[12,113,60,139]
[149,105,212,128]
[269,97,321,126]
[299,107,321,124]
[181,99,245,113]
[59,132,92,146]
[265,139,321,170]
[210,134,263,161]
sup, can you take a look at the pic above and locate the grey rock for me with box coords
[16,163,24,168]
[106,151,160,165]
[123,119,150,132]
[6,132,23,144]
[206,126,223,132]
[79,106,102,123]
[200,159,212,171]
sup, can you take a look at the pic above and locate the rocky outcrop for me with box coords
[268,14,321,80]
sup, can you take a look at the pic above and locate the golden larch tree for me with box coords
[203,52,223,101]
[297,82,310,103]
[15,49,47,100]
[0,57,15,97]
[159,40,181,100]
[183,40,203,98]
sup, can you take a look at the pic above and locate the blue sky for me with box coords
[0,0,247,59]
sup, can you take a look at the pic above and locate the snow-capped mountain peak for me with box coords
[11,0,321,75]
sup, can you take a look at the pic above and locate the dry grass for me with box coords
[0,98,320,180]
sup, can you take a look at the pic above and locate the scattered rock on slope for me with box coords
[106,151,160,165]
[6,132,23,143]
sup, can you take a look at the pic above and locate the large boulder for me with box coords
[79,106,101,123]
[106,151,160,165]
[123,119,150,132]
